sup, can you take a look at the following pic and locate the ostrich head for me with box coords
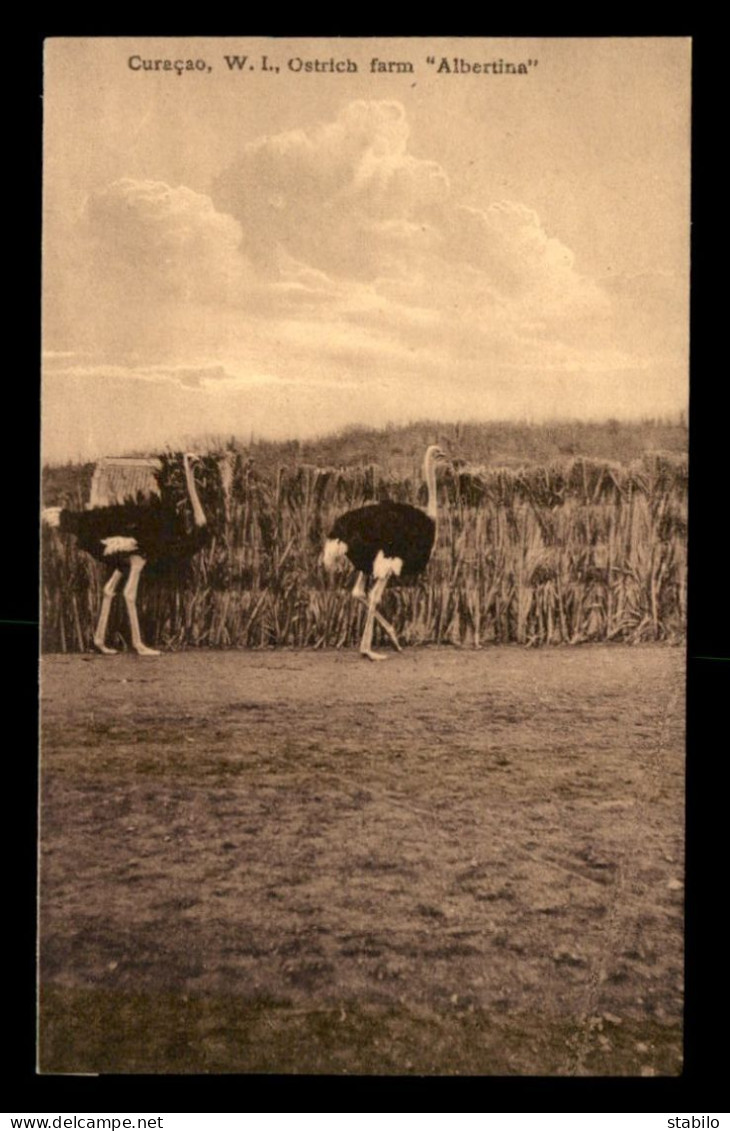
[425,445,450,470]
[182,453,210,493]
[423,445,451,519]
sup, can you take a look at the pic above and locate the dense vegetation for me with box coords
[41,419,688,653]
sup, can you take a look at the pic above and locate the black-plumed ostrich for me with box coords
[323,445,450,660]
[43,453,210,655]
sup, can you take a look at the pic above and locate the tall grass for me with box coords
[41,452,687,652]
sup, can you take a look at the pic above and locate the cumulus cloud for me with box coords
[42,99,686,458]
[52,101,680,364]
[66,102,620,350]
[84,179,251,304]
[213,101,449,278]
[211,99,610,348]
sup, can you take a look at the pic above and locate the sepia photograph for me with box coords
[39,36,689,1076]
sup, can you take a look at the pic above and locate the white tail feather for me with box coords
[323,538,348,571]
[373,551,403,579]
[101,536,139,555]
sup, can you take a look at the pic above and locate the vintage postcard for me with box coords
[40,37,690,1075]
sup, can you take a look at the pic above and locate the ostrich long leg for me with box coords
[94,568,123,654]
[352,572,402,652]
[124,555,160,656]
[360,576,390,661]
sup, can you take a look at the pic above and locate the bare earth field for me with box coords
[39,645,685,1076]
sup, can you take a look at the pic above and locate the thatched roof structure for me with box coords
[88,457,162,508]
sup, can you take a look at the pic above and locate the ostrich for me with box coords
[43,453,210,655]
[323,445,450,661]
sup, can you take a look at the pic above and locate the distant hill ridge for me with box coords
[42,417,688,506]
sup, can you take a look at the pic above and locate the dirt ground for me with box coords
[38,644,685,1076]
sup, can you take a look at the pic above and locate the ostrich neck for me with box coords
[424,454,439,522]
[184,458,207,527]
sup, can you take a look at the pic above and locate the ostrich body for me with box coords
[44,453,209,655]
[323,445,449,661]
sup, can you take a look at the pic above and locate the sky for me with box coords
[42,37,691,462]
